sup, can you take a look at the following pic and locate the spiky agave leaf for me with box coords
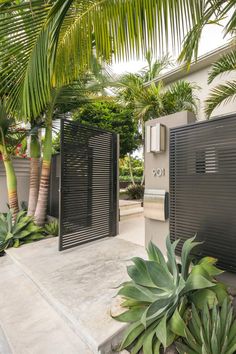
[176,299,236,354]
[114,235,228,353]
[0,209,45,252]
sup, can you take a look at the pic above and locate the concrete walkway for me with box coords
[0,256,92,354]
[118,215,145,246]
[2,233,146,354]
[0,321,12,354]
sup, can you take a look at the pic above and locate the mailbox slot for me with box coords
[144,189,169,221]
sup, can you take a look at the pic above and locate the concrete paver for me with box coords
[6,237,146,353]
[0,256,92,354]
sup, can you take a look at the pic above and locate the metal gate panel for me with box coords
[170,114,236,271]
[59,120,118,251]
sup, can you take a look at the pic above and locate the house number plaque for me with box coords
[152,168,165,177]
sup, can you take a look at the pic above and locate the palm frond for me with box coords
[164,80,199,114]
[0,0,203,119]
[179,0,233,65]
[205,80,236,117]
[208,50,236,84]
[141,53,172,82]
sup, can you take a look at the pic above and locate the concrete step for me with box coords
[0,256,92,354]
[120,207,144,220]
[119,200,142,211]
[5,237,147,354]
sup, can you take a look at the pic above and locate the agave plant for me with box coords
[0,210,45,252]
[113,236,228,353]
[176,299,236,354]
[44,219,59,237]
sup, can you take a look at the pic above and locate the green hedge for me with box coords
[119,176,142,182]
[119,166,143,177]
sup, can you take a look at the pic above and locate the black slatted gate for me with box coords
[170,114,236,271]
[59,119,118,251]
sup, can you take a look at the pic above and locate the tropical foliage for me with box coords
[132,80,198,124]
[205,50,236,117]
[0,0,202,119]
[33,83,95,226]
[126,184,145,200]
[117,54,171,123]
[176,300,236,354]
[72,101,141,157]
[116,54,198,139]
[179,0,236,65]
[0,210,44,253]
[44,219,59,237]
[120,156,143,185]
[113,236,228,353]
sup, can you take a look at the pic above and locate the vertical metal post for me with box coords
[58,119,64,251]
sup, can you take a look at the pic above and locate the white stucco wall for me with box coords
[166,64,236,121]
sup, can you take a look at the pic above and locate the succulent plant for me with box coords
[0,209,44,252]
[113,236,228,354]
[176,299,236,354]
[44,219,59,236]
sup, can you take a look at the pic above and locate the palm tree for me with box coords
[0,0,203,120]
[117,55,198,184]
[33,82,95,226]
[131,80,197,155]
[2,1,234,118]
[0,101,26,219]
[163,80,199,115]
[27,119,43,217]
[117,54,171,134]
[205,50,236,117]
[28,56,112,224]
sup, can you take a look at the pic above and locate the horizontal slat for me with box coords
[170,115,236,272]
[59,119,117,251]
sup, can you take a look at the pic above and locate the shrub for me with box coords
[126,184,144,200]
[44,219,59,236]
[113,236,228,353]
[120,166,144,178]
[176,300,236,354]
[0,210,44,253]
[119,176,142,183]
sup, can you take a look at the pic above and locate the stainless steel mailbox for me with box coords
[144,189,169,221]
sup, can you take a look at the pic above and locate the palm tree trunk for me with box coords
[27,135,41,216]
[34,124,52,226]
[128,154,135,185]
[0,126,19,220]
[3,156,19,219]
[141,122,145,186]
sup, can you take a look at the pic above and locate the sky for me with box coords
[111,24,230,75]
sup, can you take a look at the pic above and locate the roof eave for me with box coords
[145,43,235,87]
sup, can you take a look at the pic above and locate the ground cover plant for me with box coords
[44,219,59,237]
[0,210,45,253]
[176,300,236,354]
[113,236,229,353]
[126,184,145,200]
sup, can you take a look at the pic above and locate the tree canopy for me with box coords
[72,101,141,157]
